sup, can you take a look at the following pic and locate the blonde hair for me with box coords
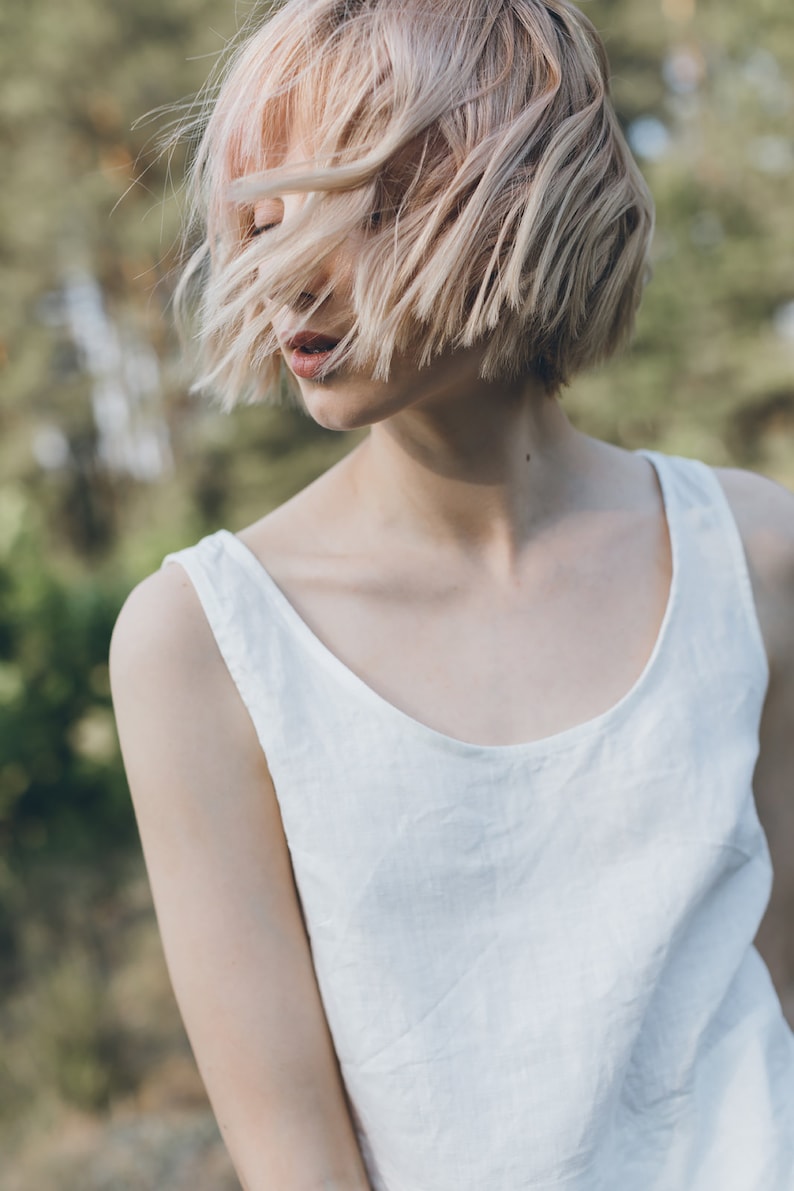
[178,0,655,408]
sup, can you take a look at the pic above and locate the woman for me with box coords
[110,1,794,1187]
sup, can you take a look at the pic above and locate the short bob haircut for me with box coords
[179,0,655,408]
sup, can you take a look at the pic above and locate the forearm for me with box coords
[236,1162,372,1191]
[239,1179,370,1191]
[215,1078,374,1191]
[206,1077,374,1191]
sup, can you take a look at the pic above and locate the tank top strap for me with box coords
[161,528,393,792]
[161,529,307,750]
[639,449,769,693]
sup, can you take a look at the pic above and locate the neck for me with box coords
[348,372,590,571]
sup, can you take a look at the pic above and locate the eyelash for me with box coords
[248,205,385,239]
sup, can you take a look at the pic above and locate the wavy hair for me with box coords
[177,0,655,408]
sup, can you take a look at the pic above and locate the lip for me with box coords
[282,329,343,381]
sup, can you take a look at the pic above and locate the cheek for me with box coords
[319,236,361,301]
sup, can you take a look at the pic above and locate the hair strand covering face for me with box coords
[175,0,655,409]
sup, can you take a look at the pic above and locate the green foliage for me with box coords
[562,0,794,475]
[0,860,184,1131]
[0,496,131,865]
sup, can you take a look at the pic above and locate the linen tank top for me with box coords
[163,451,794,1190]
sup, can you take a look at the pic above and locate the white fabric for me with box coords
[163,451,794,1190]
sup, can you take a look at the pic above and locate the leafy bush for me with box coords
[0,498,132,868]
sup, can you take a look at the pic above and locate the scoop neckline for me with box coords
[218,449,679,758]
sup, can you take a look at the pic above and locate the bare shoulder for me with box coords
[109,562,261,784]
[715,465,794,546]
[713,466,794,670]
[110,562,218,683]
[110,552,274,797]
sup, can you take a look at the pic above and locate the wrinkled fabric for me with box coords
[163,452,794,1190]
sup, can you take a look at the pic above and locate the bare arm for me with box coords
[718,468,794,1014]
[110,565,372,1191]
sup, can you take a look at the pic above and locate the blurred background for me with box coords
[0,0,792,1186]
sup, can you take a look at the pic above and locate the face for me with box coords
[251,144,489,434]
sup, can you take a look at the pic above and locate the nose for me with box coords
[290,245,344,312]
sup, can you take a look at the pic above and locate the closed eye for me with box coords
[249,198,285,238]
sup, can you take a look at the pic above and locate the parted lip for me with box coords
[285,330,342,352]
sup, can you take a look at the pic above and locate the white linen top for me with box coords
[163,451,794,1190]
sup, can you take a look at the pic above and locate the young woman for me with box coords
[110,1,794,1188]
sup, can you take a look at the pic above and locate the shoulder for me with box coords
[712,466,794,592]
[110,562,221,692]
[714,465,794,541]
[712,466,794,672]
[110,561,266,805]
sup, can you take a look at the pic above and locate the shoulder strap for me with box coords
[643,451,769,693]
[162,530,256,704]
[161,530,304,761]
[160,529,370,780]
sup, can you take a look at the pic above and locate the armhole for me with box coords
[703,464,771,690]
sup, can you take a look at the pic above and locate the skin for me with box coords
[110,182,794,1190]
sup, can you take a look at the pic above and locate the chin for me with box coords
[304,403,366,433]
[297,375,409,433]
